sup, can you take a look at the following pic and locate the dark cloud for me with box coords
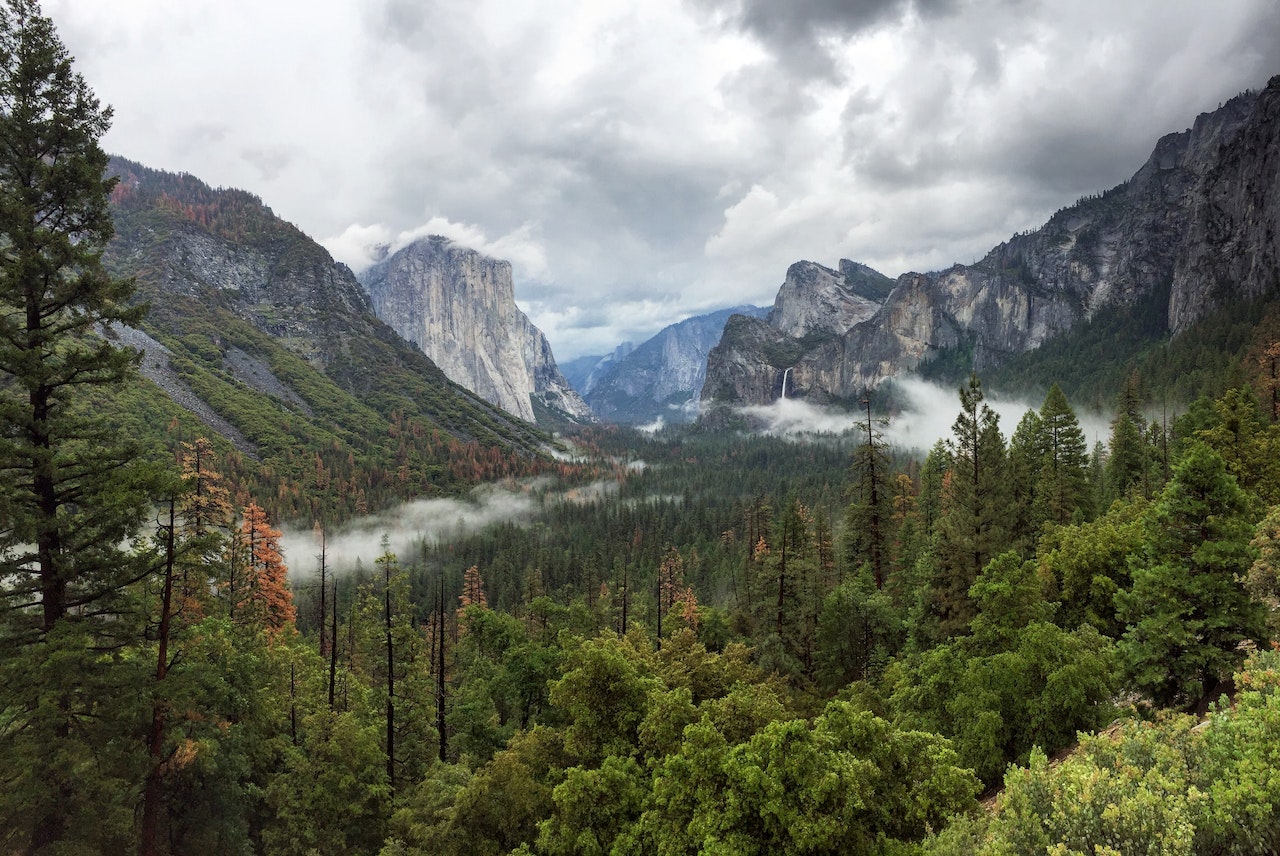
[367,0,430,44]
[691,0,958,77]
[50,0,1280,361]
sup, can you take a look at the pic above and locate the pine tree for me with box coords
[1106,370,1150,501]
[176,437,233,616]
[1032,383,1092,526]
[0,4,163,849]
[458,564,489,619]
[657,547,685,643]
[844,395,893,588]
[917,440,949,533]
[378,549,398,796]
[234,502,295,637]
[0,0,156,635]
[1117,443,1266,707]
[928,373,1009,638]
[1007,409,1045,550]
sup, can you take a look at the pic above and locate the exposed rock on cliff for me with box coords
[704,77,1280,408]
[359,236,594,424]
[769,261,882,338]
[703,259,888,405]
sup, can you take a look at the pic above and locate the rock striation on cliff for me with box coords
[359,236,594,424]
[704,76,1280,408]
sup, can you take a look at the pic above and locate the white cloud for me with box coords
[279,483,539,578]
[279,477,620,577]
[732,375,1114,452]
[323,218,548,281]
[45,0,1280,362]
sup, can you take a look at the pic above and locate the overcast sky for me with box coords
[46,0,1280,360]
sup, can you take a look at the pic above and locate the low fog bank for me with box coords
[281,479,620,580]
[735,375,1113,453]
[737,398,863,438]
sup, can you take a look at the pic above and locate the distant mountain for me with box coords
[704,76,1280,410]
[584,306,767,425]
[103,157,550,523]
[560,353,608,394]
[562,342,637,399]
[359,237,594,425]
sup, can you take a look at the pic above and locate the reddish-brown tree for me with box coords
[236,502,296,637]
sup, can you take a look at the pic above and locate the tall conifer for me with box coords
[929,373,1009,638]
[844,395,893,588]
[1033,383,1092,525]
[0,4,161,849]
[1117,443,1266,706]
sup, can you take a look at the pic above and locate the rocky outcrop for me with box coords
[519,311,597,422]
[359,236,593,424]
[585,306,767,424]
[769,261,881,338]
[704,76,1280,408]
[703,259,890,405]
[109,324,260,458]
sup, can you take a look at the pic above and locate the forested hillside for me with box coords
[6,3,1280,855]
[100,155,559,524]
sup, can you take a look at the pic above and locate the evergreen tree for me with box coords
[814,564,903,690]
[0,4,163,849]
[1032,383,1093,526]
[1117,443,1266,707]
[656,546,685,643]
[1105,370,1150,501]
[0,0,154,636]
[458,564,489,616]
[928,374,1009,638]
[1007,409,1045,551]
[238,502,296,637]
[1247,505,1280,639]
[844,395,893,588]
[917,440,949,533]
[1193,386,1280,505]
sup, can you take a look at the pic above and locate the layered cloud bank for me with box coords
[51,0,1280,359]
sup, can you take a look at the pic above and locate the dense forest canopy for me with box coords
[4,3,1280,855]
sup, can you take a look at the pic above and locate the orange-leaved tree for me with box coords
[234,502,295,637]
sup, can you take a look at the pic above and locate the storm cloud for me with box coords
[48,0,1280,360]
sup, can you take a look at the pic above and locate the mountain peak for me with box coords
[359,239,593,424]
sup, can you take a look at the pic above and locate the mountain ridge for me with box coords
[703,77,1280,410]
[582,305,768,424]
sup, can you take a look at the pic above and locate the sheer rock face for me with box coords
[360,236,593,424]
[705,77,1280,407]
[702,260,889,406]
[769,261,882,338]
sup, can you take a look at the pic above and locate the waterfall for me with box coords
[781,367,791,400]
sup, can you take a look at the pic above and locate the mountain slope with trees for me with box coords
[99,156,561,523]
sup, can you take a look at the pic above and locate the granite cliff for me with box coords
[704,76,1280,408]
[359,237,593,425]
